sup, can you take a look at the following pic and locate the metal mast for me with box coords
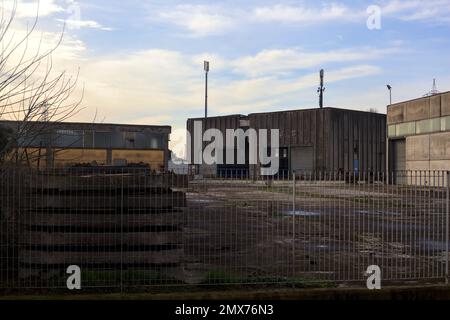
[204,61,210,119]
[424,78,439,97]
[318,69,325,108]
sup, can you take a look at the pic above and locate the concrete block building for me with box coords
[387,91,450,173]
[0,121,171,171]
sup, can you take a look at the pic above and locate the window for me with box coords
[416,118,441,134]
[388,125,396,137]
[93,132,111,148]
[431,118,441,132]
[442,116,450,131]
[83,131,94,148]
[389,116,450,138]
[396,122,415,136]
[54,130,83,148]
[416,119,431,134]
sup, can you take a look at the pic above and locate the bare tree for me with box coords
[0,0,83,166]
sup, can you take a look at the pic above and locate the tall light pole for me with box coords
[387,84,392,105]
[204,61,210,119]
[386,84,392,178]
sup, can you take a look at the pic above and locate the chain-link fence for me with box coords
[0,168,449,293]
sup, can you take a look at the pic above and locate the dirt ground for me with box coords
[1,176,447,293]
[182,178,448,286]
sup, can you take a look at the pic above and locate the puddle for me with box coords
[285,210,321,217]
[189,199,216,203]
[355,210,400,216]
[418,239,448,251]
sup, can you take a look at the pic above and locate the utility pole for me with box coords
[318,69,325,108]
[204,61,209,119]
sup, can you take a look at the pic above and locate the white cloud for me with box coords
[251,1,450,25]
[251,3,361,24]
[169,127,188,159]
[211,64,382,114]
[2,0,112,31]
[128,115,174,126]
[231,47,401,77]
[191,53,227,71]
[153,1,450,37]
[153,2,448,40]
[0,17,86,72]
[57,18,114,31]
[7,0,64,18]
[77,49,201,120]
[157,5,236,37]
[381,0,450,23]
[65,44,389,125]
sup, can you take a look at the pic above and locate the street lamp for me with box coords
[204,61,210,119]
[387,84,392,105]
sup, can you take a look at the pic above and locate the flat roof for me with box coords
[186,114,246,121]
[187,107,385,121]
[0,120,171,132]
[249,106,385,116]
[387,90,450,108]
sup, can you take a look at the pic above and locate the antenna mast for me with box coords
[424,78,440,97]
[318,69,325,108]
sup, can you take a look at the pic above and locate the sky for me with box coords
[2,0,450,157]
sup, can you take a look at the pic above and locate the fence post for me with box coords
[446,171,449,285]
[292,172,296,282]
[120,170,124,293]
[292,172,296,213]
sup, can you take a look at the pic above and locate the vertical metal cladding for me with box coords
[187,108,386,174]
[186,114,245,164]
[325,109,386,173]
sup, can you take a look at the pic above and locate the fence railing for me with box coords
[0,168,449,292]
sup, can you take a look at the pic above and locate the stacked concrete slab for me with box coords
[12,170,187,283]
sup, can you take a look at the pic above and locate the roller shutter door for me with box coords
[291,146,314,173]
[392,139,406,184]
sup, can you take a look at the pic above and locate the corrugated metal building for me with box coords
[0,121,171,171]
[187,107,386,176]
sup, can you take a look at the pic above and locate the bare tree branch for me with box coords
[0,0,84,166]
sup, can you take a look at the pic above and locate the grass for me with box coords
[3,283,450,300]
[82,270,183,286]
[200,269,337,289]
[201,270,247,285]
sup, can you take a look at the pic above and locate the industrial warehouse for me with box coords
[388,91,450,172]
[2,0,450,305]
[0,121,171,171]
[187,107,386,177]
[1,91,450,296]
